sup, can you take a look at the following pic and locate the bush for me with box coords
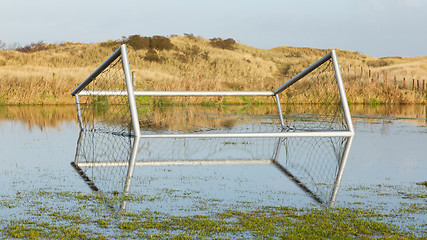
[184,33,197,40]
[123,35,174,51]
[99,40,122,49]
[209,38,236,50]
[144,49,161,62]
[149,36,174,51]
[124,35,150,50]
[15,41,56,53]
[366,59,392,68]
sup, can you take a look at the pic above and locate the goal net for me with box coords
[71,45,353,138]
[70,44,354,208]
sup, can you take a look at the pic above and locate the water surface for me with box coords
[0,104,426,234]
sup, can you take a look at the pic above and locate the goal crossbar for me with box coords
[78,90,275,96]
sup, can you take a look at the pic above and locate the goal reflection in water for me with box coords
[71,127,353,211]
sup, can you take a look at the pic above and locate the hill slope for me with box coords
[0,35,425,104]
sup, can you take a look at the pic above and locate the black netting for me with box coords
[280,59,348,132]
[78,57,134,136]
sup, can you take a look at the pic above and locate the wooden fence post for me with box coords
[403,78,406,89]
[412,79,415,90]
[132,71,136,87]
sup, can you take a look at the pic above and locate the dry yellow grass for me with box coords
[0,36,425,105]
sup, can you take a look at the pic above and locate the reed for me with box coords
[0,36,426,105]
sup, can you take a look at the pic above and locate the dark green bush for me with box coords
[149,36,174,51]
[123,35,174,51]
[124,35,150,50]
[209,38,236,50]
[144,49,161,62]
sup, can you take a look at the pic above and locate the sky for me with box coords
[1,0,426,58]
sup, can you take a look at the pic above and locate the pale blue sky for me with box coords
[1,0,426,57]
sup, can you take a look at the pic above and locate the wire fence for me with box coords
[341,64,426,94]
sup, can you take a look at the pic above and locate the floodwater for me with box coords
[0,104,426,233]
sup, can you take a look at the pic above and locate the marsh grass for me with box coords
[1,187,425,239]
[1,36,425,105]
[0,199,416,239]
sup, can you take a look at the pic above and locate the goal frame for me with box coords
[71,45,355,207]
[71,44,354,139]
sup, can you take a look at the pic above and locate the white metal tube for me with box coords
[120,45,141,138]
[275,94,285,128]
[77,90,275,97]
[329,136,354,207]
[74,95,83,130]
[331,50,354,134]
[75,159,273,167]
[136,131,353,139]
[123,136,140,194]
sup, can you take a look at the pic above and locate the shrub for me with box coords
[184,33,197,40]
[99,40,122,49]
[149,36,174,51]
[175,45,209,63]
[124,35,150,50]
[123,35,174,51]
[209,38,236,50]
[15,41,56,53]
[144,49,161,62]
[366,59,392,68]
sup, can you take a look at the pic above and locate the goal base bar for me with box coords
[75,159,274,167]
[110,131,353,138]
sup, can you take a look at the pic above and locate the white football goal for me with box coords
[70,44,354,208]
[71,44,354,139]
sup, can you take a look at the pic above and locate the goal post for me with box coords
[71,45,354,139]
[70,45,355,207]
[71,44,140,137]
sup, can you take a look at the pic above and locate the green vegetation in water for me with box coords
[0,190,425,239]
[416,181,427,188]
[93,96,110,115]
[1,207,416,239]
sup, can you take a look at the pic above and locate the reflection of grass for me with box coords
[93,96,109,115]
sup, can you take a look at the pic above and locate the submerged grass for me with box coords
[0,207,412,239]
[0,190,425,239]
